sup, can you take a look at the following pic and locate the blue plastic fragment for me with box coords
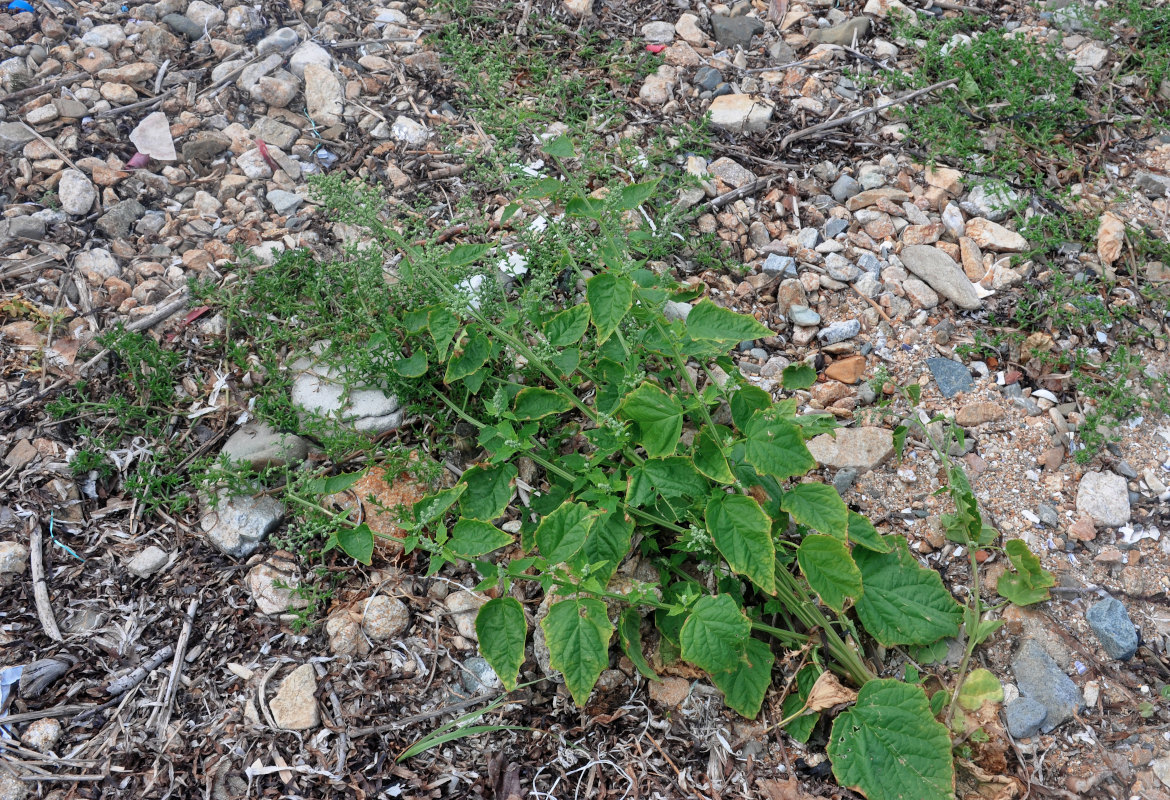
[8,1,35,13]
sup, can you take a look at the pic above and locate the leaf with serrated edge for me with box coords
[694,425,735,483]
[680,594,750,674]
[797,535,862,613]
[710,637,774,718]
[705,493,776,594]
[476,598,526,691]
[829,679,955,800]
[458,463,517,521]
[619,382,683,458]
[448,519,512,558]
[854,538,963,646]
[782,483,849,539]
[511,387,573,420]
[570,507,632,586]
[744,412,817,481]
[542,304,591,348]
[541,598,612,706]
[686,299,772,343]
[847,511,892,552]
[586,272,634,344]
[535,501,600,562]
[338,523,374,565]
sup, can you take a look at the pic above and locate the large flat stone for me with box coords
[899,245,983,310]
[806,427,894,471]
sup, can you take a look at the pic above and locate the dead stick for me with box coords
[154,598,198,739]
[852,283,894,326]
[94,87,177,119]
[104,645,174,696]
[29,520,63,643]
[779,78,959,149]
[78,288,190,376]
[0,74,87,105]
[0,705,91,726]
[347,693,499,737]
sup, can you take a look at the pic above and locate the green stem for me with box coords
[774,568,875,686]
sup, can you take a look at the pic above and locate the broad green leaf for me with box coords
[443,243,491,268]
[710,637,774,718]
[403,308,429,334]
[413,484,467,525]
[694,425,735,483]
[571,507,633,586]
[475,597,526,691]
[458,463,517,521]
[550,347,579,376]
[566,195,602,220]
[587,272,634,344]
[444,330,491,383]
[595,358,627,414]
[797,535,862,613]
[627,457,708,506]
[620,382,683,458]
[428,307,459,360]
[535,501,600,562]
[847,511,892,553]
[541,598,612,705]
[305,470,364,496]
[394,351,428,378]
[616,178,660,211]
[744,411,817,481]
[679,594,750,674]
[448,519,512,558]
[958,668,1003,711]
[618,608,659,682]
[782,664,822,742]
[685,299,771,343]
[500,203,520,223]
[855,538,963,646]
[829,679,955,800]
[705,493,776,594]
[781,483,849,539]
[518,177,562,200]
[542,304,591,347]
[781,363,817,390]
[337,523,374,565]
[542,134,575,159]
[730,385,772,430]
[997,539,1055,606]
[511,387,573,420]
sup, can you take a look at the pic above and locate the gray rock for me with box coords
[126,545,169,578]
[762,254,796,277]
[825,253,859,282]
[1037,503,1059,526]
[0,121,36,154]
[833,467,859,495]
[823,217,849,239]
[0,773,29,800]
[390,115,428,145]
[694,66,722,91]
[58,169,97,216]
[289,41,333,79]
[220,422,309,469]
[1076,471,1131,527]
[769,40,796,62]
[807,427,895,470]
[960,182,1019,222]
[182,131,231,164]
[185,0,225,29]
[711,14,763,49]
[926,357,974,398]
[641,21,676,42]
[161,12,206,40]
[257,26,300,56]
[899,245,982,310]
[362,595,411,641]
[266,189,303,216]
[1086,597,1138,661]
[0,215,46,241]
[303,63,344,126]
[0,541,29,585]
[817,319,860,344]
[1005,697,1048,739]
[796,227,821,249]
[663,300,692,322]
[202,493,284,558]
[1012,639,1083,733]
[1113,459,1138,480]
[1134,171,1170,199]
[461,656,502,693]
[809,16,871,45]
[788,305,821,327]
[446,590,487,641]
[291,358,403,433]
[831,174,861,202]
[707,156,756,187]
[95,199,145,239]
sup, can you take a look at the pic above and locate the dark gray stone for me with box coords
[95,200,146,239]
[823,217,849,239]
[711,14,763,49]
[0,216,45,241]
[0,121,36,154]
[1085,597,1139,661]
[1037,503,1060,526]
[833,468,859,495]
[694,66,722,91]
[1005,697,1048,739]
[857,251,881,275]
[926,357,974,398]
[1012,640,1083,732]
[162,12,206,40]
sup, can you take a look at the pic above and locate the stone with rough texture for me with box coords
[675,13,705,45]
[128,112,176,161]
[303,63,343,127]
[96,199,145,239]
[1004,697,1048,739]
[0,541,28,585]
[900,245,983,310]
[126,546,169,578]
[0,773,28,800]
[817,319,860,344]
[711,14,763,49]
[326,610,365,656]
[185,0,224,29]
[246,556,308,615]
[807,428,895,470]
[1086,597,1138,661]
[445,590,487,640]
[649,676,691,708]
[202,493,284,558]
[390,115,428,145]
[1076,471,1131,528]
[961,182,1018,222]
[291,358,403,434]
[289,41,332,78]
[221,422,309,469]
[903,277,939,309]
[955,402,1004,427]
[708,94,773,134]
[21,718,62,752]
[964,217,1027,252]
[1012,639,1083,733]
[58,169,97,216]
[269,664,319,730]
[824,355,866,384]
[363,595,411,641]
[926,357,974,398]
[809,17,871,45]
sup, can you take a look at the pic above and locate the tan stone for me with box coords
[649,677,691,709]
[845,187,911,211]
[959,237,985,281]
[269,664,319,730]
[965,217,1028,252]
[824,355,866,384]
[924,166,963,195]
[901,222,943,246]
[955,402,1005,427]
[325,463,429,557]
[806,427,894,470]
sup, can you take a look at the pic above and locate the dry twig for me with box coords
[29,520,63,643]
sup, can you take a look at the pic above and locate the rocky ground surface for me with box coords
[1,0,1169,797]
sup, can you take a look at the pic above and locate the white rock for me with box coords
[941,202,965,238]
[269,664,319,730]
[129,112,176,161]
[362,595,410,641]
[303,63,344,127]
[81,24,127,49]
[246,557,309,615]
[965,217,1028,252]
[290,356,402,433]
[675,13,705,45]
[237,148,274,180]
[75,248,120,281]
[1076,471,1131,528]
[58,169,97,216]
[257,27,299,56]
[708,94,774,133]
[390,115,428,145]
[185,0,225,29]
[126,546,169,578]
[288,41,332,79]
[0,541,28,584]
[639,65,677,106]
[642,21,675,43]
[21,718,62,752]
